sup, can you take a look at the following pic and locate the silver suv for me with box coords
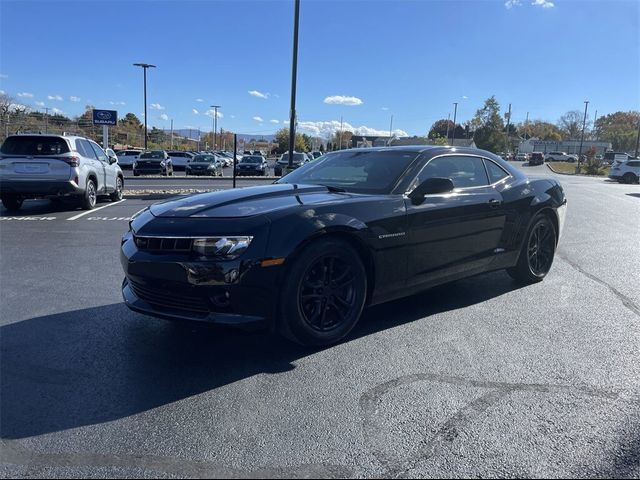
[0,133,124,211]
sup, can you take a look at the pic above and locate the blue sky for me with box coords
[1,0,638,138]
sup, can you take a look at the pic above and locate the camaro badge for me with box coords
[378,232,406,239]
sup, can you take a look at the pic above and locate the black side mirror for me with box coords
[408,177,455,205]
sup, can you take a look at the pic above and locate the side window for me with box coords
[484,159,509,183]
[78,140,97,159]
[627,161,640,167]
[89,141,108,163]
[415,155,489,189]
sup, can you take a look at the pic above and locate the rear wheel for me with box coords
[110,176,123,202]
[623,172,638,184]
[507,214,556,284]
[2,195,23,211]
[280,238,367,346]
[80,179,97,210]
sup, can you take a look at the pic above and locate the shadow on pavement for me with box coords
[1,270,521,439]
[626,193,640,199]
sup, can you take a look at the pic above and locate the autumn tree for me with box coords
[428,119,464,140]
[471,96,505,152]
[594,111,640,152]
[275,128,306,153]
[558,110,590,140]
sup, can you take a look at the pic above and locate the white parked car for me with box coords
[608,159,640,184]
[545,151,578,162]
[115,149,142,169]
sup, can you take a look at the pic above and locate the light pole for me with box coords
[578,100,589,167]
[210,105,221,150]
[451,102,458,145]
[504,103,512,153]
[288,0,300,169]
[42,107,50,133]
[634,115,640,158]
[389,114,393,145]
[133,63,156,150]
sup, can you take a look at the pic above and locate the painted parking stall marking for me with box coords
[67,199,126,221]
[86,216,132,221]
[0,216,57,221]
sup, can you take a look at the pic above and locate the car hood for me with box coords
[149,183,355,218]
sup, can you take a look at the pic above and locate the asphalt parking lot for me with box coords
[1,164,639,478]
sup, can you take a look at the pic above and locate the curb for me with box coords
[124,175,279,181]
[545,163,609,178]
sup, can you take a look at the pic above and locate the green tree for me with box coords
[330,130,353,149]
[594,111,640,152]
[275,127,306,153]
[517,120,562,141]
[428,119,464,140]
[471,96,505,152]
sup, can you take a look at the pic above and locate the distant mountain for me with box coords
[164,129,276,143]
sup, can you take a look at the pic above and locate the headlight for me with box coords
[192,237,253,259]
[160,161,166,167]
[208,164,215,169]
[133,161,138,168]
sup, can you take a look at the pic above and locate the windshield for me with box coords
[139,151,164,159]
[277,150,420,194]
[240,156,261,163]
[192,155,217,163]
[1,136,70,155]
[279,152,306,163]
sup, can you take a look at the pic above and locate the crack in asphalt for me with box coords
[359,372,640,478]
[556,252,640,317]
[0,439,353,479]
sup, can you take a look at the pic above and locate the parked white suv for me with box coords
[608,159,640,184]
[545,151,578,162]
[0,133,124,211]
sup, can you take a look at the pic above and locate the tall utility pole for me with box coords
[504,103,512,153]
[133,63,156,150]
[43,107,50,133]
[578,100,589,166]
[525,111,530,139]
[288,0,300,169]
[389,114,393,145]
[451,102,458,145]
[635,115,640,158]
[445,113,451,145]
[170,119,174,149]
[339,115,343,150]
[210,105,221,150]
[593,110,598,141]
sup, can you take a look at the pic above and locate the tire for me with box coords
[279,238,367,346]
[80,178,97,210]
[133,171,140,177]
[507,214,557,284]
[2,195,23,211]
[169,168,174,176]
[110,176,124,202]
[623,173,637,184]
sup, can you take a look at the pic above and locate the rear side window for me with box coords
[88,142,108,162]
[1,136,70,155]
[484,159,509,183]
[627,161,640,167]
[420,155,489,188]
[76,139,94,159]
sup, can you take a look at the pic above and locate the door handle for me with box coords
[488,199,502,208]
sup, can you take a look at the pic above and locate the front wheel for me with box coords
[623,172,638,184]
[507,214,556,284]
[279,238,367,346]
[1,195,23,211]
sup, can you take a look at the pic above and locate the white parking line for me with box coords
[67,199,126,221]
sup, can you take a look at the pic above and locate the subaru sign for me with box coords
[92,109,117,126]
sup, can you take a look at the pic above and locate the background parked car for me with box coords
[166,151,195,171]
[515,152,529,162]
[603,151,630,166]
[185,154,224,176]
[133,150,173,176]
[529,152,545,166]
[545,151,577,162]
[115,149,142,169]
[608,159,640,184]
[235,155,268,176]
[274,151,308,176]
[0,133,123,211]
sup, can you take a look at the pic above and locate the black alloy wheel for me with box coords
[623,173,637,184]
[1,195,23,211]
[507,214,556,283]
[280,238,367,346]
[299,255,358,333]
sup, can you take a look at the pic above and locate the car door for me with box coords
[88,141,113,192]
[404,154,507,288]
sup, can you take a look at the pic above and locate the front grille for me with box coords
[134,235,192,253]
[129,280,210,312]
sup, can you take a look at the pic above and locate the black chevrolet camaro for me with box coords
[121,146,567,346]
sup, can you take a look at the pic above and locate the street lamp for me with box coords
[578,100,589,167]
[288,0,300,169]
[451,102,458,145]
[133,63,156,150]
[210,105,221,150]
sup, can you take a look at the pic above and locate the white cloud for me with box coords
[381,107,389,111]
[248,90,269,99]
[323,95,363,106]
[17,92,34,98]
[230,115,235,119]
[253,116,264,122]
[195,98,204,102]
[69,96,81,102]
[150,103,165,110]
[462,95,469,99]
[531,0,554,7]
[270,119,279,124]
[9,102,29,112]
[505,0,522,8]
[47,95,63,101]
[205,109,223,118]
[297,119,407,139]
[159,113,169,121]
[0,90,5,95]
[192,109,199,114]
[110,101,126,106]
[0,74,8,79]
[51,108,64,115]
[35,101,45,107]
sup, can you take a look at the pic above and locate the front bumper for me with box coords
[0,179,82,197]
[186,168,217,176]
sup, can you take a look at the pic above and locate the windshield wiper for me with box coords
[320,184,346,193]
